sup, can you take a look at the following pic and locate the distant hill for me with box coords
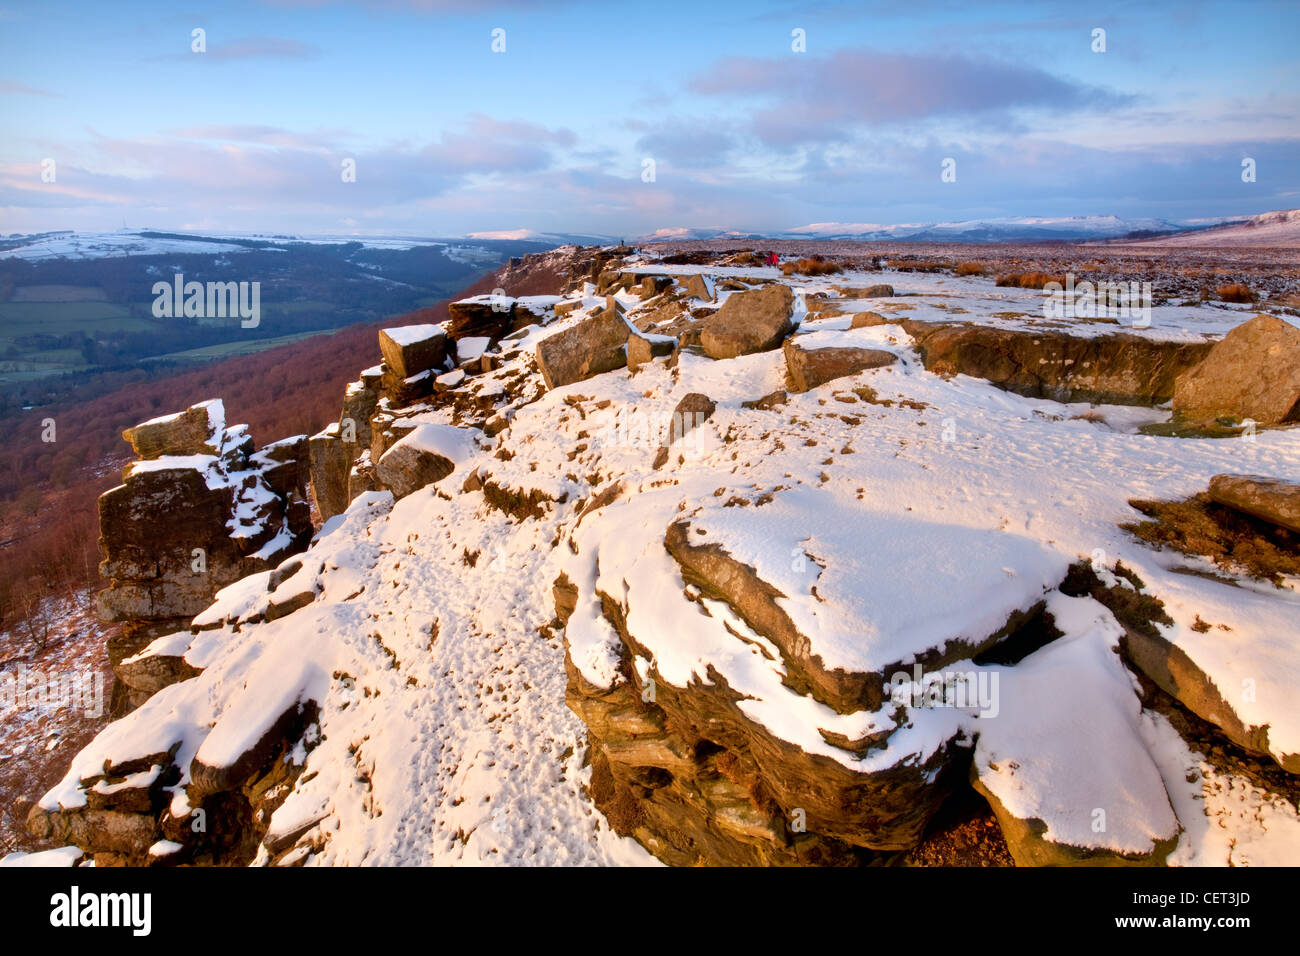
[635,215,1249,244]
[1103,209,1300,249]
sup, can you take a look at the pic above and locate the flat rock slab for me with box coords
[665,484,1067,713]
[784,338,897,392]
[1209,473,1300,533]
[907,321,1211,405]
[1121,615,1300,773]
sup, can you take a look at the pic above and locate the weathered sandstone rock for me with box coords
[378,324,448,379]
[374,423,476,499]
[699,284,794,360]
[1173,314,1300,426]
[122,400,223,459]
[1208,474,1300,534]
[536,308,632,389]
[906,321,1212,405]
[783,338,897,392]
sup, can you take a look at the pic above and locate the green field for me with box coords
[0,300,151,337]
[140,328,338,363]
[11,284,108,302]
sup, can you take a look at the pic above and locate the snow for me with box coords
[382,324,445,347]
[380,423,480,468]
[0,229,528,261]
[1142,711,1300,866]
[455,336,490,364]
[0,846,84,867]
[973,593,1179,855]
[680,483,1067,677]
[124,454,221,481]
[121,630,194,667]
[1117,208,1300,249]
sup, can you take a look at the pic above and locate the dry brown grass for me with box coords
[1215,282,1254,303]
[887,259,943,273]
[1123,494,1300,586]
[995,272,1066,289]
[780,256,842,276]
[954,261,988,276]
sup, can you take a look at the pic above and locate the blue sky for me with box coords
[1,0,1297,236]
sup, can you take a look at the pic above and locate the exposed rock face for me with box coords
[562,587,955,862]
[1173,314,1300,426]
[906,321,1212,405]
[1208,474,1300,534]
[97,400,311,713]
[340,374,381,452]
[784,338,898,392]
[114,642,202,697]
[536,308,632,389]
[308,424,351,521]
[860,283,895,298]
[446,296,517,343]
[27,695,320,866]
[565,652,937,864]
[699,284,794,359]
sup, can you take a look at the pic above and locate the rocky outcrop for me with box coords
[97,400,311,714]
[783,338,897,392]
[905,321,1212,405]
[1208,474,1300,533]
[374,423,477,499]
[378,325,448,380]
[1173,314,1300,426]
[308,424,351,521]
[699,284,795,360]
[446,296,517,343]
[536,306,632,389]
[122,402,223,459]
[562,595,950,863]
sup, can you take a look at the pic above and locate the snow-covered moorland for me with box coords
[11,246,1300,867]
